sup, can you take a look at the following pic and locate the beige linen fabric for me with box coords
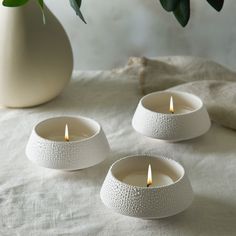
[118,56,236,130]
[0,60,236,235]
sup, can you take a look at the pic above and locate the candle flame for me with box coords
[65,124,69,142]
[170,96,174,114]
[147,164,152,187]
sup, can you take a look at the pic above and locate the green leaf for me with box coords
[207,0,224,12]
[69,0,87,24]
[37,0,46,24]
[160,0,180,12]
[173,0,190,27]
[37,0,44,10]
[2,0,29,7]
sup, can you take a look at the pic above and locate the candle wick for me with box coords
[147,183,151,188]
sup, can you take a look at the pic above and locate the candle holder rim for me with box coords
[109,154,185,190]
[33,115,102,143]
[140,91,204,116]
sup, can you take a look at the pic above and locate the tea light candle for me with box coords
[157,96,194,114]
[122,164,174,187]
[26,116,110,170]
[132,91,211,141]
[100,155,194,219]
[46,124,89,142]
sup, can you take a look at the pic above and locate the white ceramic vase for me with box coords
[0,2,73,107]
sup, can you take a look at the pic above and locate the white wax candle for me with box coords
[46,134,89,142]
[156,105,193,114]
[122,171,174,187]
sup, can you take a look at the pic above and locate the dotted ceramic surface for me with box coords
[26,116,110,170]
[100,155,194,219]
[132,91,211,142]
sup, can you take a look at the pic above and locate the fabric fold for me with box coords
[116,56,236,130]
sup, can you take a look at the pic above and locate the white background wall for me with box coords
[45,0,236,70]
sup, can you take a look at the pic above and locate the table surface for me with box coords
[0,71,236,236]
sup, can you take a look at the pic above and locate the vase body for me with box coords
[0,2,73,107]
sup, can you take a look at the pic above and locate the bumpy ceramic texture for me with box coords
[26,124,110,170]
[132,92,211,141]
[100,156,194,219]
[0,2,73,107]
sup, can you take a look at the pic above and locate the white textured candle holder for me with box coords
[26,116,110,170]
[100,155,194,219]
[132,91,211,142]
